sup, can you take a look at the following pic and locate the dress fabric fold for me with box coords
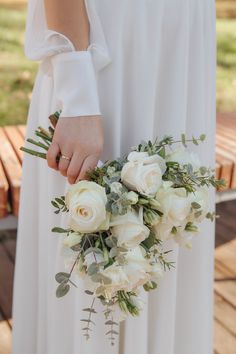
[13,0,216,353]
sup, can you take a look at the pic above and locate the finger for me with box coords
[76,155,99,182]
[46,141,60,170]
[67,152,86,184]
[58,150,73,177]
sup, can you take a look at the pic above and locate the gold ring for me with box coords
[60,154,71,161]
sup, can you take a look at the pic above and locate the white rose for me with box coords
[127,151,166,173]
[121,152,166,197]
[123,246,151,290]
[156,182,192,226]
[63,232,83,248]
[167,148,201,169]
[110,208,150,248]
[152,221,173,241]
[65,181,109,233]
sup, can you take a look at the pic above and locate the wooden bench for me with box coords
[215,113,236,202]
[0,126,25,226]
[0,115,235,222]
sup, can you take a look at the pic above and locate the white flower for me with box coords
[129,295,144,312]
[65,181,109,233]
[63,232,83,248]
[152,221,173,241]
[99,264,129,299]
[110,208,150,248]
[127,151,166,173]
[167,148,201,169]
[121,151,166,197]
[156,182,192,226]
[123,246,151,290]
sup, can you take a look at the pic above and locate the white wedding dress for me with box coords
[12,1,216,353]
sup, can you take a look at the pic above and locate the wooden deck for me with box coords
[0,201,235,353]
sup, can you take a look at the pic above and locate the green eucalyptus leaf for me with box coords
[55,272,70,283]
[80,319,95,325]
[51,227,69,233]
[105,320,118,326]
[105,236,117,248]
[106,330,119,335]
[56,283,70,298]
[87,262,100,276]
[83,308,97,313]
[84,290,94,295]
[84,247,103,257]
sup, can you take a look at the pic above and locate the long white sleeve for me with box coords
[51,51,101,117]
[24,0,111,117]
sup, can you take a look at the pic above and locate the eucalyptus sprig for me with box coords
[20,111,60,159]
[134,133,206,157]
[81,296,97,340]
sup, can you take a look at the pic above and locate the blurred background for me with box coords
[0,0,235,125]
[0,1,235,353]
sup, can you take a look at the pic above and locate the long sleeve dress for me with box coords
[12,1,216,354]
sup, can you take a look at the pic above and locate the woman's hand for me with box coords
[46,116,103,184]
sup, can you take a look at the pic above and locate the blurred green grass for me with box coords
[217,19,236,112]
[0,2,236,126]
[0,3,37,126]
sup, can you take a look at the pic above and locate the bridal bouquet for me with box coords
[21,112,224,344]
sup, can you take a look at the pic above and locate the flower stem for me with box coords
[20,147,47,159]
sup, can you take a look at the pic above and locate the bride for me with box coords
[12,1,216,353]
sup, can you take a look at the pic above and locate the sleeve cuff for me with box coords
[51,50,101,117]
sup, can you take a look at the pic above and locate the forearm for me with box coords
[44,0,89,51]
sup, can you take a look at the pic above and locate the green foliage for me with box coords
[217,19,236,111]
[0,4,37,125]
[51,196,68,214]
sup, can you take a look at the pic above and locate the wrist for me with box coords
[51,50,101,118]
